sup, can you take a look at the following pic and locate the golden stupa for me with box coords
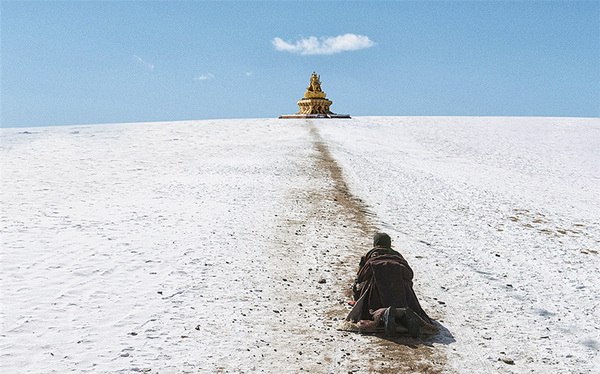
[279,72,350,119]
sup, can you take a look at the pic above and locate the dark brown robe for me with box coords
[346,253,432,324]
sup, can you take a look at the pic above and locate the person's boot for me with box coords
[382,307,397,336]
[404,308,421,339]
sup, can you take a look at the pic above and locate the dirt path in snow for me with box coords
[291,121,449,373]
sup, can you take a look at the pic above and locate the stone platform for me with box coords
[278,114,351,119]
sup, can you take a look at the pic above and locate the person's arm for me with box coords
[352,257,375,300]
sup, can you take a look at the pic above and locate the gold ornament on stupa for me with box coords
[279,72,350,119]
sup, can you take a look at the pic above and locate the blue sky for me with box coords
[2,1,599,127]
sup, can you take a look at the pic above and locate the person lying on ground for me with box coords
[346,232,433,337]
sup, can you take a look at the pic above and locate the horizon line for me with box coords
[2,114,599,129]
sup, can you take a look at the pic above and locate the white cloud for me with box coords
[245,71,253,77]
[133,55,155,70]
[272,33,375,55]
[194,73,214,81]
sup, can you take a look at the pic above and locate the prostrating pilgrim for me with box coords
[279,72,351,119]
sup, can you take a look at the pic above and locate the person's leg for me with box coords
[382,306,397,336]
[383,307,421,338]
[399,307,420,339]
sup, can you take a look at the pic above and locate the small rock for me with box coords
[318,278,326,284]
[500,358,515,365]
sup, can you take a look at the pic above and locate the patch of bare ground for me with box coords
[305,121,448,373]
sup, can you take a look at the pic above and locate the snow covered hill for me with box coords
[2,116,598,373]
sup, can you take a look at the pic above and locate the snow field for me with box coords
[2,116,598,373]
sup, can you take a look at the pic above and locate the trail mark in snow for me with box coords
[309,123,374,236]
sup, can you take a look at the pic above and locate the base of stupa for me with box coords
[278,113,351,119]
[296,98,334,116]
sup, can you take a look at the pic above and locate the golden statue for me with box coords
[303,72,327,99]
[307,72,323,93]
[279,72,350,118]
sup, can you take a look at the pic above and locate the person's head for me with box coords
[373,232,392,249]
